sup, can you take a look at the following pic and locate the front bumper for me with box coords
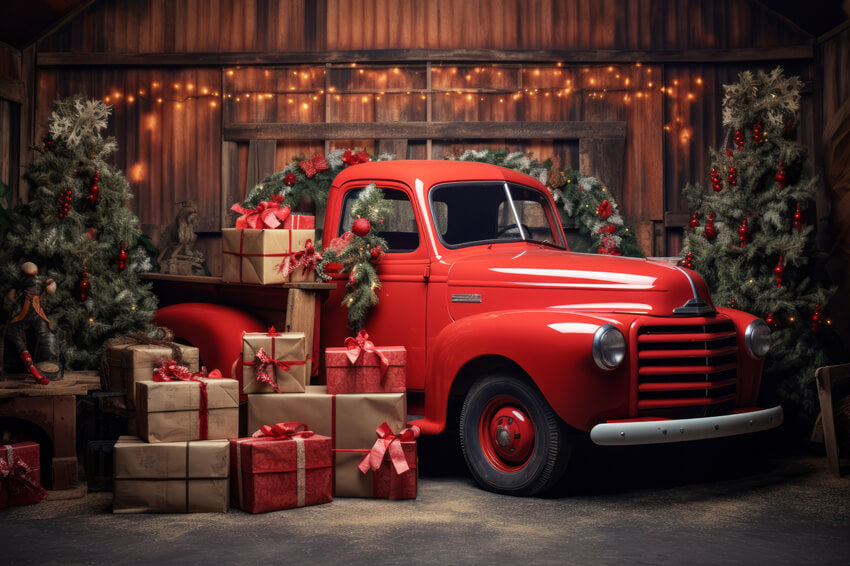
[589,406,783,446]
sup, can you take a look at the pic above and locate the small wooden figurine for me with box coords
[5,262,60,384]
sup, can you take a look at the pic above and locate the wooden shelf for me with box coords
[140,272,335,291]
[0,371,100,398]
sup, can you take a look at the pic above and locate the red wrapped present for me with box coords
[0,441,47,508]
[356,423,418,500]
[230,422,332,513]
[283,214,315,229]
[326,330,406,394]
[230,201,291,230]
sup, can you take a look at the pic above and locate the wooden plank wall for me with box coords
[39,0,810,52]
[29,0,816,266]
[819,22,850,351]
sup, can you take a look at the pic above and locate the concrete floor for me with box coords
[2,432,849,565]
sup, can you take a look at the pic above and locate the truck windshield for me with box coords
[430,181,565,249]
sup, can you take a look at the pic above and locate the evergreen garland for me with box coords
[0,96,158,370]
[317,184,392,331]
[681,67,832,421]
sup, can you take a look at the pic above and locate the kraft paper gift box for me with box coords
[230,425,332,513]
[104,342,200,410]
[113,436,229,513]
[135,378,239,442]
[247,386,406,497]
[0,441,46,508]
[325,344,406,395]
[242,331,309,394]
[221,228,316,285]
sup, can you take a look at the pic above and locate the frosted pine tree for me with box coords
[681,68,831,422]
[1,96,157,370]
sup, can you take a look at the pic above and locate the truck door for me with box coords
[322,182,430,391]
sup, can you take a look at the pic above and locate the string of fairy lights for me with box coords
[96,63,705,143]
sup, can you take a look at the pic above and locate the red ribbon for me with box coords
[357,423,420,475]
[252,422,315,440]
[344,329,389,377]
[230,201,291,230]
[0,448,47,503]
[299,153,329,178]
[252,347,307,394]
[151,360,222,440]
[278,238,323,277]
[341,149,370,166]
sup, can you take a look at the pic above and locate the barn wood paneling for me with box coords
[40,0,812,53]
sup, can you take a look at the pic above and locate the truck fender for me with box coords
[421,310,631,434]
[153,303,266,381]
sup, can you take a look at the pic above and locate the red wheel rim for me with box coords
[477,394,536,473]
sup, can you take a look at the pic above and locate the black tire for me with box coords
[459,374,571,495]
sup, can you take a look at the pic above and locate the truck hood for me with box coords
[445,245,714,319]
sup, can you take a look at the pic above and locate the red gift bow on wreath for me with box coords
[253,347,307,394]
[230,201,291,230]
[299,153,329,179]
[357,422,420,475]
[152,360,222,440]
[341,149,370,166]
[277,238,323,277]
[252,421,315,440]
[344,329,389,377]
[0,449,47,503]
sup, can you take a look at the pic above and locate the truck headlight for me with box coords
[593,324,626,370]
[745,319,771,358]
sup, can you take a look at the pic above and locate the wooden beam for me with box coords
[27,0,101,49]
[36,46,815,67]
[0,75,24,104]
[224,121,627,142]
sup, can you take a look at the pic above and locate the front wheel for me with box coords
[459,375,570,495]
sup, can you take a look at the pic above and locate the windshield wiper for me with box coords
[525,239,565,250]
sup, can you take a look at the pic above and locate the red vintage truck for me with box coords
[154,160,782,495]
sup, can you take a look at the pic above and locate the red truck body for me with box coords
[158,159,782,495]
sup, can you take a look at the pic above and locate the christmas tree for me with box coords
[681,68,831,422]
[317,184,392,331]
[1,96,157,371]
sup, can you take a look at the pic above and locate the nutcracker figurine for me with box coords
[4,262,61,384]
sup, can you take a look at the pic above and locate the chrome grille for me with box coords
[636,320,738,418]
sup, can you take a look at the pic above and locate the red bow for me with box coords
[326,231,354,254]
[344,329,389,377]
[151,361,222,440]
[358,423,420,475]
[342,150,370,166]
[152,360,222,382]
[278,238,323,277]
[252,422,315,440]
[231,201,291,230]
[254,347,306,394]
[299,153,329,179]
[0,452,47,502]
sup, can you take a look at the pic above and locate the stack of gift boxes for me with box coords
[112,207,418,514]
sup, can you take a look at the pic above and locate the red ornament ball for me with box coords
[689,212,700,229]
[284,172,296,186]
[704,212,716,239]
[352,218,371,237]
[765,312,777,328]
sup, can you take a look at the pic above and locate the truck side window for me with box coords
[340,188,420,252]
